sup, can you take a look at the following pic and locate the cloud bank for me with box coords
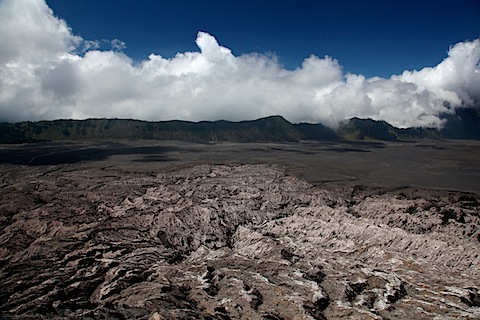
[1,0,479,128]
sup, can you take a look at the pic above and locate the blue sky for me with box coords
[45,0,480,78]
[1,0,479,126]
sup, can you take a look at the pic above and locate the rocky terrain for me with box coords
[0,161,479,319]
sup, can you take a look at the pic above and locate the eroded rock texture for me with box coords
[0,164,479,319]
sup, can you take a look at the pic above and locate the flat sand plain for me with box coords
[1,139,479,194]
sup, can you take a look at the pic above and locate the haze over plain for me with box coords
[0,0,479,128]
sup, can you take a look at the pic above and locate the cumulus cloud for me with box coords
[0,0,479,128]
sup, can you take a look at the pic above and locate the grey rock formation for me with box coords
[0,164,479,319]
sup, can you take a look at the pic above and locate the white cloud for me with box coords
[110,39,126,52]
[0,0,80,65]
[0,0,479,127]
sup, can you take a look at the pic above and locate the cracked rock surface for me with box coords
[1,163,479,319]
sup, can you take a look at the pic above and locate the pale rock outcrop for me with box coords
[0,164,479,319]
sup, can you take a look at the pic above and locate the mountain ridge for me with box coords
[1,106,479,144]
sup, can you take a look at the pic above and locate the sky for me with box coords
[0,0,479,128]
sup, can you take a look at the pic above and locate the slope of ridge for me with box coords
[336,105,480,141]
[2,106,480,144]
[0,116,305,143]
[337,117,399,141]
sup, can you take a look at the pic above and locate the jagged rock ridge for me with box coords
[0,164,479,319]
